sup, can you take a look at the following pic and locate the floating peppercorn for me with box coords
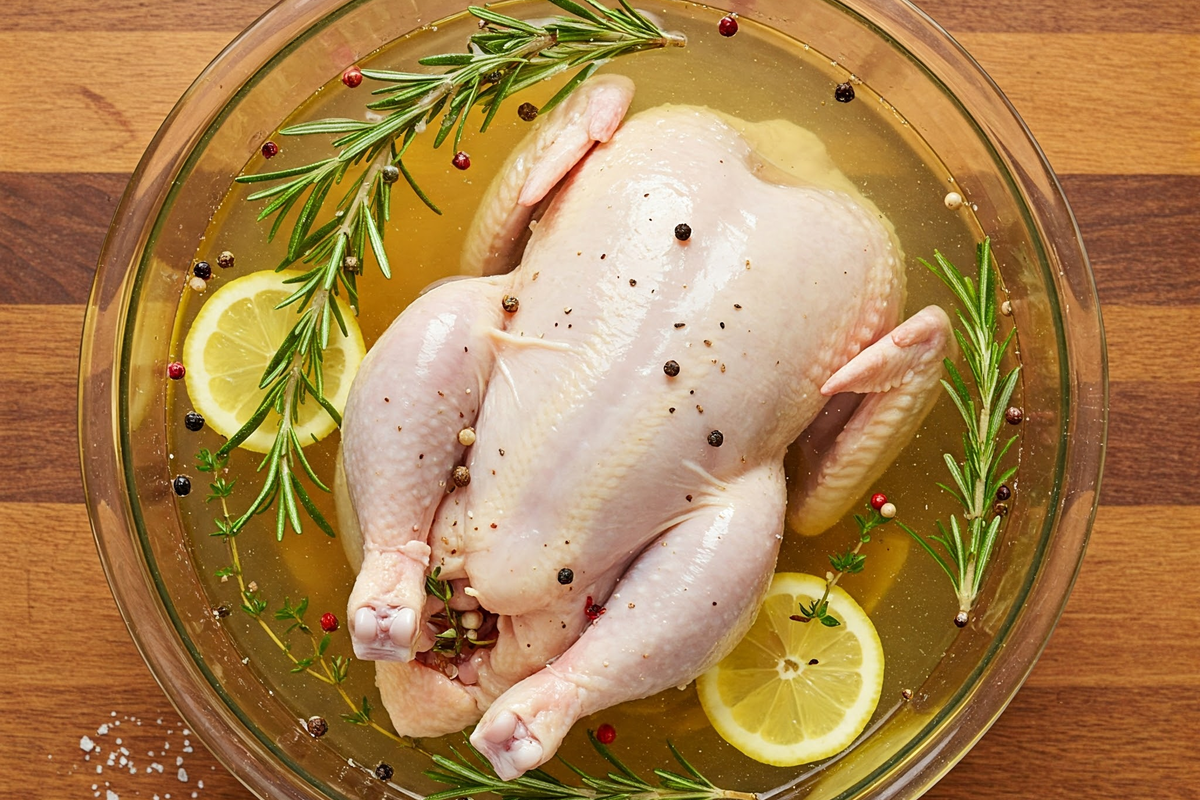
[213,604,230,619]
[1005,406,1024,425]
[483,71,502,84]
[1001,300,1013,316]
[674,223,692,241]
[374,763,394,781]
[217,250,235,269]
[663,360,681,377]
[342,66,363,88]
[452,151,471,170]
[306,716,329,738]
[880,502,897,519]
[834,82,856,103]
[558,568,574,585]
[870,493,887,510]
[993,501,1009,517]
[596,723,617,744]
[517,102,539,122]
[458,427,477,446]
[585,596,605,622]
[381,164,400,184]
[954,611,969,628]
[996,484,1012,501]
[707,430,724,447]
[320,612,339,632]
[341,254,361,275]
[184,411,205,432]
[452,465,471,487]
[901,688,913,701]
[501,295,520,313]
[718,14,739,37]
[261,141,279,158]
[192,261,212,280]
[173,475,192,497]
[167,361,186,380]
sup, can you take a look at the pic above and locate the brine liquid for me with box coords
[170,1,991,793]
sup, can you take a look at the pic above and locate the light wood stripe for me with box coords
[0,33,1196,174]
[1103,306,1200,382]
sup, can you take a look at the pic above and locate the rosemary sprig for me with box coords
[425,731,755,800]
[897,238,1020,625]
[793,505,893,627]
[219,0,684,542]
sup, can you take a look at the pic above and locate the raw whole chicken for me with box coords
[335,74,951,779]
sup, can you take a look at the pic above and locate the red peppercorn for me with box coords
[167,361,186,380]
[342,66,363,88]
[320,612,339,632]
[584,596,605,622]
[596,723,617,744]
[452,151,471,170]
[261,141,279,158]
[870,493,887,510]
[718,14,739,37]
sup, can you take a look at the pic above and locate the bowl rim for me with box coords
[79,1,1107,798]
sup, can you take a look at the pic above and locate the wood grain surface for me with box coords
[2,1,1197,798]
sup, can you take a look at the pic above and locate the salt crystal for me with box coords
[182,728,191,736]
[183,747,193,753]
[178,767,188,782]
[98,724,110,735]
[107,791,118,800]
[81,735,95,752]
[131,767,138,775]
[96,766,102,774]
[111,712,117,717]
[176,756,183,766]
[120,747,129,756]
[119,756,127,766]
[197,780,204,789]
[116,738,123,745]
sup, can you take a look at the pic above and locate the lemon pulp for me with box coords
[697,572,884,766]
[182,270,366,453]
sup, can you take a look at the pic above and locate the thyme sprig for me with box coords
[197,449,413,746]
[218,0,684,542]
[425,731,755,800]
[897,239,1020,624]
[793,505,893,627]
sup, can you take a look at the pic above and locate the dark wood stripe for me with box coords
[1102,382,1200,506]
[1062,175,1200,306]
[2,173,1195,307]
[917,0,1200,34]
[0,174,126,305]
[2,0,264,31]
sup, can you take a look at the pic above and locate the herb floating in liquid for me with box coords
[793,501,895,628]
[425,731,756,800]
[896,238,1020,626]
[223,1,685,540]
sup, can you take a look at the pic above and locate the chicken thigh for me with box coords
[337,74,951,779]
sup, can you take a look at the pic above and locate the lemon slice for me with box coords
[697,572,884,766]
[182,269,365,453]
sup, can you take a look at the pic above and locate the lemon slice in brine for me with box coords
[697,572,884,766]
[182,269,366,453]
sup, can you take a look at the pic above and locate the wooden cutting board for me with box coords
[2,1,1197,798]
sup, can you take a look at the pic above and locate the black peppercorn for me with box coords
[374,763,394,781]
[216,250,235,269]
[173,475,192,497]
[306,716,328,738]
[213,604,230,619]
[381,165,400,184]
[192,261,212,280]
[184,411,205,432]
[502,295,520,313]
[993,501,1009,517]
[663,360,680,377]
[557,568,574,585]
[834,82,855,103]
[674,223,692,241]
[996,484,1012,501]
[517,102,539,122]
[341,255,361,275]
[1005,406,1024,424]
[707,430,724,447]
[954,611,969,628]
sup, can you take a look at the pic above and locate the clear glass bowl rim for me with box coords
[78,1,1107,799]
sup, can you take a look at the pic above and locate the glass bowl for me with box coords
[79,0,1105,799]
